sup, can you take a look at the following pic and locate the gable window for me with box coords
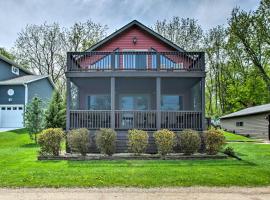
[123,50,147,70]
[161,95,183,111]
[236,122,244,127]
[11,66,19,75]
[87,95,110,110]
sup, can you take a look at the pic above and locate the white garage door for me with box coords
[0,105,24,128]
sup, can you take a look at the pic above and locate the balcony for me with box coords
[66,51,205,72]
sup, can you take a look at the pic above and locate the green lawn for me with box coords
[0,129,270,187]
[222,130,256,142]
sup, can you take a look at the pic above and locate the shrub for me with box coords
[223,146,235,157]
[153,129,176,156]
[177,129,201,155]
[96,128,116,156]
[128,129,149,155]
[38,128,64,156]
[205,129,225,155]
[67,128,90,156]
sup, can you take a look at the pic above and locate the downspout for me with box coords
[23,83,28,106]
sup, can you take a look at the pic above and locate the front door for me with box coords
[123,50,147,70]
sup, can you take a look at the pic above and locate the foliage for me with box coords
[0,47,15,60]
[67,128,90,156]
[223,146,236,157]
[128,129,149,155]
[24,96,44,143]
[38,128,64,156]
[177,129,201,155]
[45,91,66,129]
[205,129,226,155]
[95,128,116,156]
[153,129,176,156]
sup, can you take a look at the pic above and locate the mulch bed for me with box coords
[38,153,227,161]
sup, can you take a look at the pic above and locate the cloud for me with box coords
[0,0,259,49]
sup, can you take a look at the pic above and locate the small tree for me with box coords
[24,96,44,143]
[45,91,66,129]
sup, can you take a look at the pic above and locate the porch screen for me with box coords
[87,95,111,110]
[161,95,183,110]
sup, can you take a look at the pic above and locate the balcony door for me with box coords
[123,49,147,70]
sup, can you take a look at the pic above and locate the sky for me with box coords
[0,0,260,49]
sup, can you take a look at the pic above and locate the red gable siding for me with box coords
[95,25,176,52]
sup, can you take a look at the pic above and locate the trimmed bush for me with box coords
[67,128,90,156]
[128,129,149,155]
[153,129,176,156]
[96,128,116,156]
[223,146,235,157]
[177,129,201,155]
[205,129,225,155]
[38,128,64,156]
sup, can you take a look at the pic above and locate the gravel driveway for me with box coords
[0,187,270,200]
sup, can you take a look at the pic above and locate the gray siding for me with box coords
[220,113,269,139]
[27,78,54,105]
[0,59,28,81]
[0,85,25,105]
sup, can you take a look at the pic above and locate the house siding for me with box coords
[0,85,25,105]
[220,113,269,139]
[0,59,28,81]
[27,78,54,104]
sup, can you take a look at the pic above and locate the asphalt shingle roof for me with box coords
[0,75,48,85]
[220,103,270,119]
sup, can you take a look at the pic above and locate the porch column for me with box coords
[66,77,71,131]
[111,77,115,129]
[156,77,161,130]
[201,77,205,130]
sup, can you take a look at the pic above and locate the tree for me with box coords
[45,91,66,129]
[24,97,44,143]
[153,17,204,51]
[0,47,15,60]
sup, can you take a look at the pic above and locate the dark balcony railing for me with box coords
[67,51,205,72]
[69,110,202,131]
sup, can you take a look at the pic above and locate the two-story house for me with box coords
[66,20,205,152]
[0,55,54,128]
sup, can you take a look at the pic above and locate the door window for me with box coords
[87,95,111,110]
[161,95,183,110]
[120,95,149,110]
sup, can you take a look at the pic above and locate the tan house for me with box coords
[220,103,270,140]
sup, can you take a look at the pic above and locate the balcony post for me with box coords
[156,77,161,130]
[111,52,115,71]
[157,53,160,71]
[66,77,71,131]
[111,77,115,129]
[201,77,205,131]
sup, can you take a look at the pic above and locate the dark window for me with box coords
[236,122,244,126]
[13,107,17,110]
[161,95,183,111]
[7,107,11,110]
[18,107,23,110]
[87,95,110,110]
[120,95,149,110]
[1,107,6,110]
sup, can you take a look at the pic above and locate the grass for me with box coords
[222,130,256,142]
[0,129,269,187]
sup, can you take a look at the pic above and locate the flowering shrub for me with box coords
[153,129,176,156]
[128,129,149,155]
[205,129,225,155]
[95,128,116,156]
[67,128,90,156]
[38,128,64,156]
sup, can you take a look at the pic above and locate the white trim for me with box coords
[24,84,28,106]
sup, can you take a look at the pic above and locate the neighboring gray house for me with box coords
[0,55,54,128]
[66,20,205,152]
[220,103,270,140]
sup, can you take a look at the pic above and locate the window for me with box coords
[11,66,19,75]
[1,107,6,110]
[87,95,110,110]
[90,55,111,69]
[236,122,244,127]
[161,95,183,111]
[18,107,23,110]
[120,95,149,110]
[123,50,147,69]
[13,107,17,110]
[7,107,11,110]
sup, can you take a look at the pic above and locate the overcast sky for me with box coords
[0,0,259,49]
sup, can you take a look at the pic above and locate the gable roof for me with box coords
[0,54,34,75]
[0,75,55,88]
[86,20,185,52]
[220,103,270,119]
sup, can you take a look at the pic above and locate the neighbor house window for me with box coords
[236,122,244,127]
[87,95,110,110]
[11,66,19,75]
[161,95,183,110]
